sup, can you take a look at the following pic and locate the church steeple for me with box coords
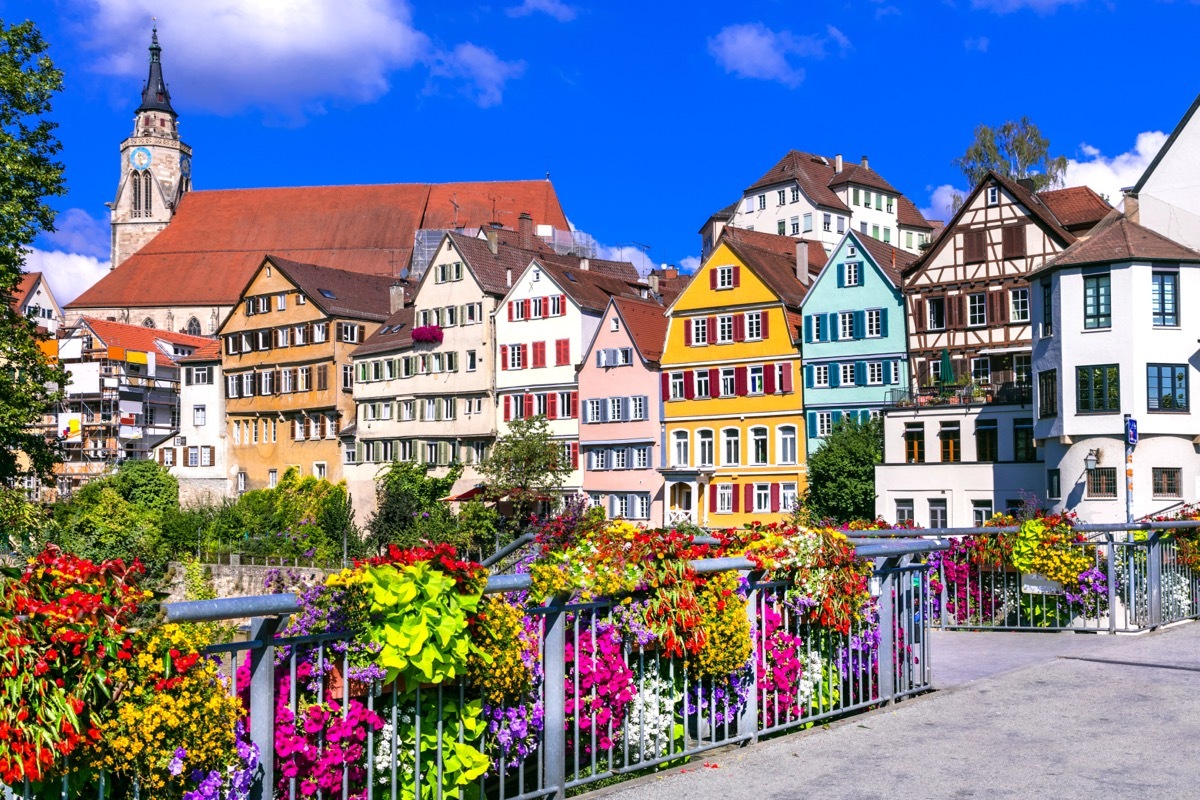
[137,23,175,116]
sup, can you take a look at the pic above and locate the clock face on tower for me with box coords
[180,154,191,179]
[129,147,152,171]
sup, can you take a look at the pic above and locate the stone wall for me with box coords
[165,559,339,603]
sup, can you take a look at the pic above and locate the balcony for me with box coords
[885,382,1032,409]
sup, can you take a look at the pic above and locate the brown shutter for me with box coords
[913,298,926,333]
[964,229,987,263]
[335,322,343,342]
[157,448,164,466]
[358,325,366,342]
[1002,225,1027,259]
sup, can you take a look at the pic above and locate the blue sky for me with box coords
[10,0,1200,303]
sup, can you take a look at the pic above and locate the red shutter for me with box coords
[532,341,546,368]
[504,395,511,421]
[523,299,531,319]
[683,371,695,400]
[709,485,718,513]
[521,344,529,368]
[508,301,514,321]
[709,367,720,395]
[709,270,717,290]
[764,363,776,394]
[559,295,567,316]
[661,372,670,401]
[781,364,793,393]
[524,394,534,418]
[744,484,754,513]
[707,316,717,343]
[735,366,748,396]
[570,442,579,469]
[732,265,741,287]
[684,320,692,346]
[770,483,781,513]
[734,314,746,342]
[500,345,509,370]
[761,310,770,339]
[547,393,558,419]
[570,392,578,418]
[542,296,550,318]
[732,483,740,513]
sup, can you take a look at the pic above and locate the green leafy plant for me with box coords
[377,696,488,800]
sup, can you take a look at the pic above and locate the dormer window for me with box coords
[987,186,1000,206]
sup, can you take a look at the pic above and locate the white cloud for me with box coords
[1063,130,1168,205]
[23,249,111,305]
[40,208,110,260]
[679,255,701,275]
[507,0,578,21]
[921,184,966,225]
[964,36,990,52]
[594,243,658,278]
[707,22,851,88]
[70,0,523,116]
[429,44,526,108]
[970,0,1084,12]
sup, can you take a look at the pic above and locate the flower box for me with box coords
[324,662,376,700]
[1021,572,1064,595]
[411,325,444,344]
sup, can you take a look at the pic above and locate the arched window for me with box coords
[696,429,714,468]
[185,317,202,336]
[130,172,142,216]
[750,426,769,465]
[142,318,156,328]
[721,428,740,466]
[671,430,689,468]
[143,172,153,215]
[778,425,797,465]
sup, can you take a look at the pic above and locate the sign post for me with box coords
[1124,415,1137,524]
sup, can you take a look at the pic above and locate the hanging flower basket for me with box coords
[411,325,444,344]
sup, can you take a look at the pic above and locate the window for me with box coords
[1047,469,1061,500]
[1153,467,1182,498]
[929,500,948,528]
[816,411,832,438]
[940,423,961,463]
[1077,364,1120,412]
[972,357,991,384]
[193,405,206,427]
[717,315,734,343]
[839,363,856,386]
[1037,370,1058,418]
[866,308,881,337]
[672,430,689,467]
[186,446,200,467]
[976,420,998,462]
[720,368,736,397]
[1084,273,1111,329]
[630,395,646,420]
[1041,281,1054,336]
[607,396,623,422]
[780,483,798,512]
[1152,271,1179,326]
[790,187,800,203]
[237,472,247,494]
[802,213,813,233]
[691,317,708,345]
[837,216,846,234]
[1014,419,1035,462]
[867,362,883,385]
[1014,354,1032,387]
[987,186,1000,206]
[669,372,685,401]
[750,427,768,465]
[716,484,733,513]
[972,501,994,527]
[1010,288,1030,322]
[904,423,924,463]
[1002,225,1026,259]
[895,500,914,525]
[778,426,797,464]
[612,448,627,470]
[721,428,740,466]
[839,311,854,340]
[844,262,860,286]
[342,365,354,391]
[883,227,891,244]
[746,311,762,340]
[757,194,766,210]
[927,297,946,330]
[586,398,602,423]
[813,364,830,388]
[776,189,787,206]
[778,220,787,236]
[753,484,771,513]
[401,400,414,421]
[716,265,735,290]
[860,221,868,234]
[162,448,175,467]
[1147,364,1189,411]
[963,229,987,263]
[698,430,715,467]
[693,369,710,399]
[1087,467,1118,499]
[748,365,764,395]
[812,315,823,341]
[968,293,987,327]
[872,224,880,240]
[634,447,649,469]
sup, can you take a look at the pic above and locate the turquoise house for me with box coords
[800,231,915,456]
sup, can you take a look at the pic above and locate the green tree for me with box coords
[953,117,1067,195]
[367,460,463,553]
[478,415,571,530]
[0,20,68,483]
[804,416,884,524]
[111,458,179,514]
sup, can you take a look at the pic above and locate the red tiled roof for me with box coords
[612,296,668,363]
[746,151,849,212]
[265,256,397,322]
[1032,213,1200,275]
[828,162,900,195]
[896,195,934,230]
[536,258,644,313]
[10,272,40,311]
[447,231,564,297]
[177,340,222,363]
[78,317,215,367]
[68,179,569,310]
[851,231,917,288]
[1037,186,1112,232]
[352,306,415,358]
[719,227,826,309]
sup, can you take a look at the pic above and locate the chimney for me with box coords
[860,155,869,170]
[388,283,406,313]
[648,274,660,294]
[1017,177,1037,193]
[795,240,810,286]
[1123,191,1140,223]
[518,212,534,250]
[835,154,843,174]
[486,228,499,255]
[579,257,590,271]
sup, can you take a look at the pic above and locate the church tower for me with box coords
[110,24,192,268]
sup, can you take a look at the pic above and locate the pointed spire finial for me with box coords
[149,18,162,62]
[138,20,174,116]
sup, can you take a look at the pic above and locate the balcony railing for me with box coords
[885,382,1032,409]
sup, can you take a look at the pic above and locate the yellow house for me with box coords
[660,228,826,527]
[217,256,399,492]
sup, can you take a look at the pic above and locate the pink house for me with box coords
[578,297,668,525]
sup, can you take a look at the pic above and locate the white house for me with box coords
[1125,90,1200,252]
[160,341,230,503]
[12,272,64,334]
[1031,214,1200,522]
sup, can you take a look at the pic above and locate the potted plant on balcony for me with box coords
[411,325,444,346]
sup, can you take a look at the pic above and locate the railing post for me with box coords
[248,615,282,800]
[737,574,760,744]
[875,559,895,704]
[542,601,566,800]
[1148,533,1163,629]
[1106,534,1117,634]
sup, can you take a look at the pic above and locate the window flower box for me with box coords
[411,325,444,344]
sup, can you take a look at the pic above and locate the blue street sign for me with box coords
[1126,418,1138,445]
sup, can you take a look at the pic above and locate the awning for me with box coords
[975,346,1032,355]
[441,479,488,502]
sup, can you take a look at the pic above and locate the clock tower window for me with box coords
[131,172,142,217]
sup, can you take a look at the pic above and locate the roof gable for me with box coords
[1037,186,1112,231]
[744,151,850,212]
[809,230,914,300]
[76,317,214,367]
[719,227,826,309]
[1131,90,1200,194]
[1032,213,1200,275]
[612,297,668,363]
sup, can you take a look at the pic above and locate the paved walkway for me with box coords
[599,623,1200,799]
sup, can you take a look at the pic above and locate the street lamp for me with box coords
[1084,448,1100,472]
